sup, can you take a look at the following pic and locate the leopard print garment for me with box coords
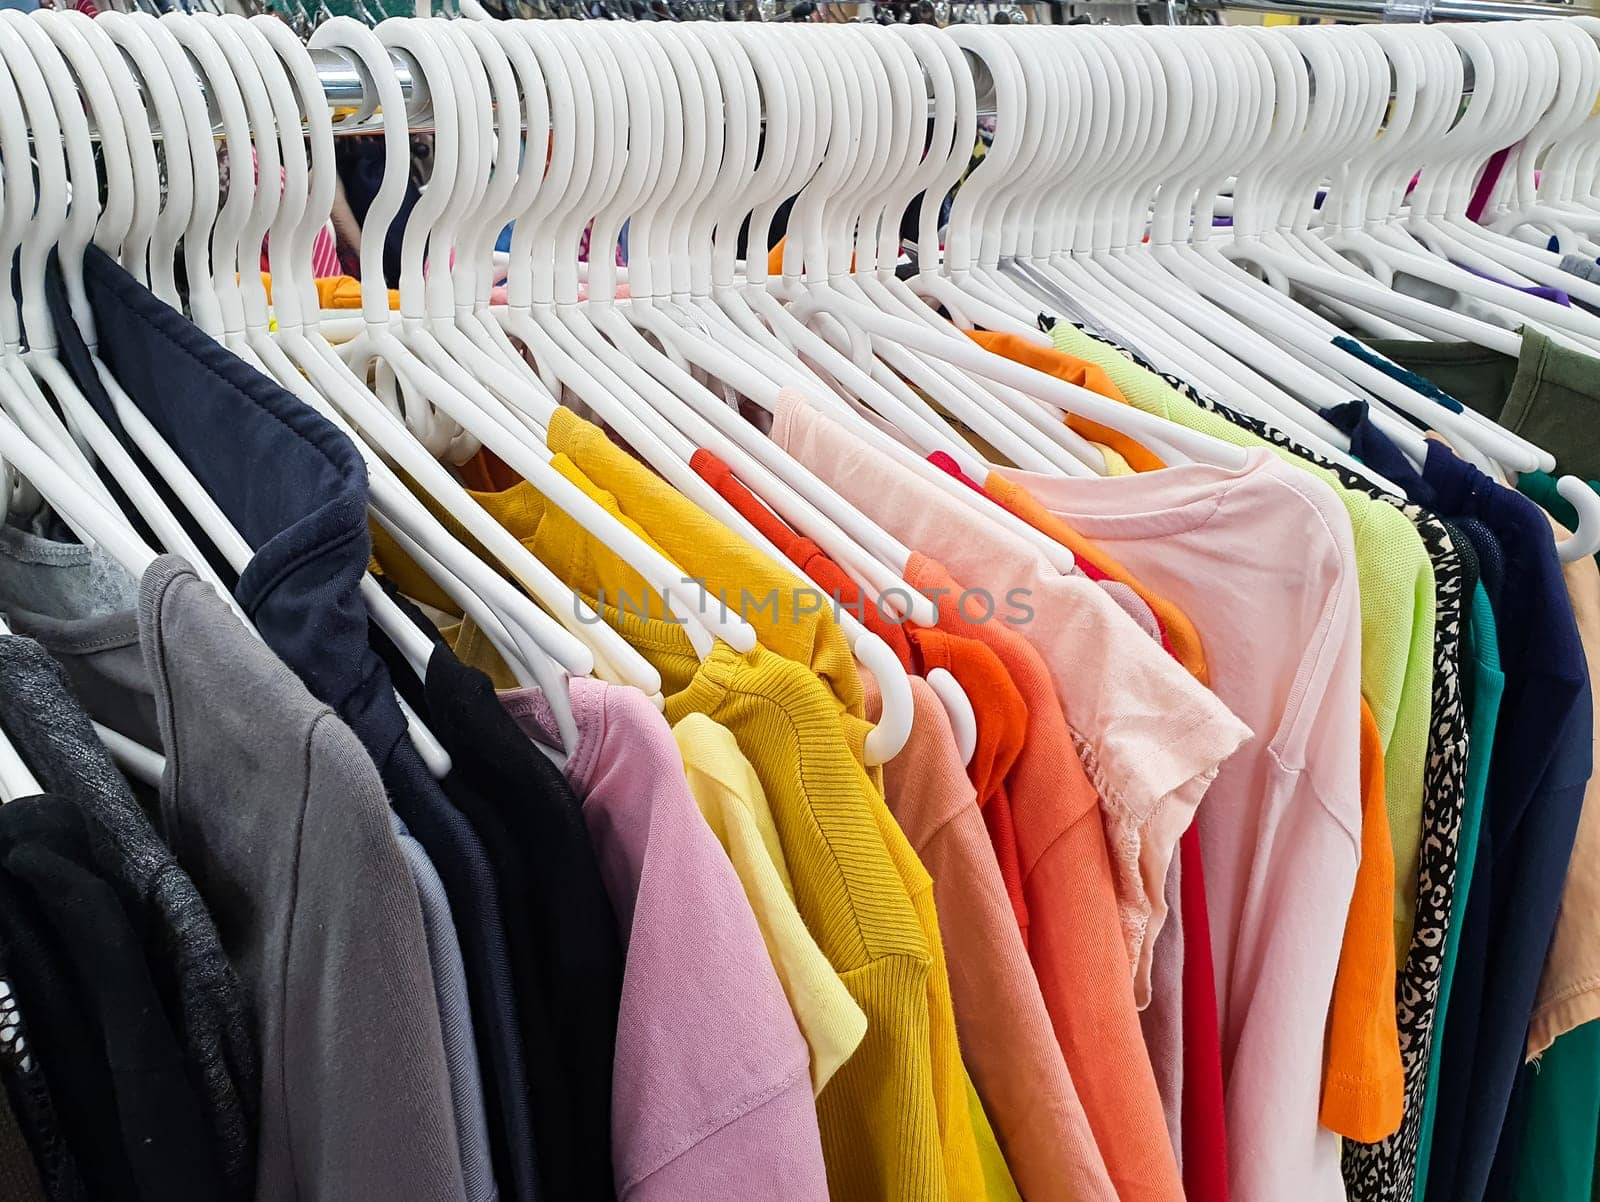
[1071,325,1473,1201]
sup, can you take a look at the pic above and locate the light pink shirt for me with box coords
[772,392,1251,1009]
[503,680,827,1202]
[994,454,1364,1202]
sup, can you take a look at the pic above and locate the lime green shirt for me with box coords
[1050,324,1437,952]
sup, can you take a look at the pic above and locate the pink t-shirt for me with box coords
[772,392,1251,1005]
[502,680,827,1202]
[993,454,1364,1202]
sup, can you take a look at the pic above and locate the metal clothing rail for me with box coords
[170,13,1579,140]
[298,39,1002,135]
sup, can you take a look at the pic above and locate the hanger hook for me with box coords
[1556,475,1600,563]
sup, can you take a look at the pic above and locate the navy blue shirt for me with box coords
[1412,443,1591,1202]
[49,246,537,1200]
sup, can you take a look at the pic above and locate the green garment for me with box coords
[1413,584,1505,1202]
[1051,322,1439,952]
[1511,1023,1600,1202]
[1369,330,1600,483]
[1516,470,1600,564]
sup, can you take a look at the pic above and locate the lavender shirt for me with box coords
[502,680,827,1202]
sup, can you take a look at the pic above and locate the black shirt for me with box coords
[378,594,621,1202]
[0,796,222,1202]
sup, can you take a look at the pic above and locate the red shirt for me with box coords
[690,449,917,672]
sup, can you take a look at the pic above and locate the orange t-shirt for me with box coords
[868,674,1119,1202]
[910,552,1184,1202]
[965,329,1169,473]
[1322,701,1404,1140]
[689,449,917,673]
[908,624,1031,942]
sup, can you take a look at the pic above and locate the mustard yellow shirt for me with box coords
[969,1073,1024,1202]
[547,406,867,722]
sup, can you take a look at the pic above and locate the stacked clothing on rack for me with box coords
[0,234,1596,1202]
[7,12,1600,1202]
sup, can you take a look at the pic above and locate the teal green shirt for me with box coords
[1509,1023,1600,1202]
[1415,585,1504,1202]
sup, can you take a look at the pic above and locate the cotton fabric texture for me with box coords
[0,788,223,1202]
[503,680,827,1202]
[19,560,468,1202]
[976,462,1233,1202]
[0,629,258,1200]
[1048,323,1437,961]
[1416,444,1591,1202]
[369,450,974,1201]
[775,396,1229,1202]
[863,673,1118,1202]
[772,390,1251,1008]
[1367,331,1600,484]
[991,453,1364,1202]
[1062,338,1466,1198]
[0,1084,44,1202]
[373,600,623,1202]
[1522,520,1600,1059]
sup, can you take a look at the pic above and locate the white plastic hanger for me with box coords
[0,29,112,508]
[253,25,639,718]
[1557,476,1600,562]
[1302,25,1600,354]
[1221,37,1529,362]
[318,16,753,662]
[689,20,1085,578]
[1030,26,1298,408]
[1030,27,1346,427]
[32,11,150,294]
[1486,19,1600,253]
[778,26,1141,479]
[0,10,234,591]
[1360,27,1600,352]
[1481,19,1600,251]
[1399,27,1593,291]
[216,16,584,748]
[557,19,921,763]
[816,25,1110,479]
[1132,26,1465,476]
[1058,26,1413,480]
[707,23,1013,477]
[250,18,634,714]
[70,15,455,776]
[94,12,190,307]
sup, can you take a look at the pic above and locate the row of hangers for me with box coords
[0,9,1594,803]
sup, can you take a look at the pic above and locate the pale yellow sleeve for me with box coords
[673,714,868,1095]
